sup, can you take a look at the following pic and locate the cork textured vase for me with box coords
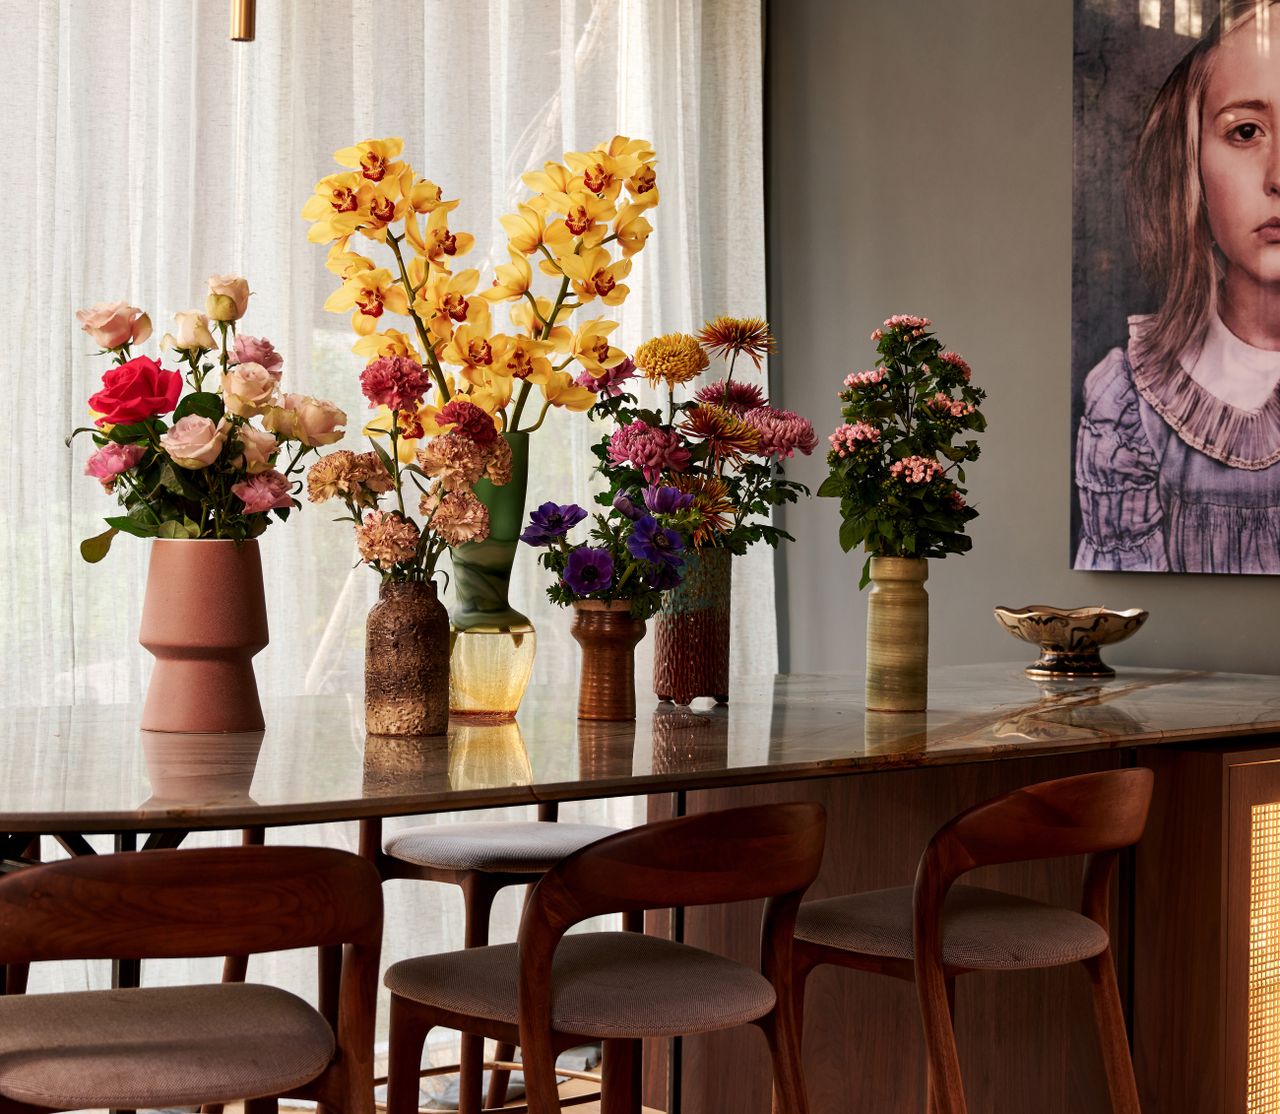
[138,539,269,733]
[865,556,929,713]
[366,580,451,736]
[571,600,646,721]
[653,547,732,705]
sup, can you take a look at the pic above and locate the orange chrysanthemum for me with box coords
[678,403,762,467]
[696,316,775,370]
[669,474,735,546]
[635,332,709,387]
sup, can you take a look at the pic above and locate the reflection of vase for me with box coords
[448,721,534,790]
[139,539,268,733]
[653,547,732,705]
[865,556,928,713]
[449,431,536,719]
[362,733,452,795]
[571,601,646,721]
[140,729,264,807]
[576,718,638,780]
[366,580,450,736]
[650,704,730,773]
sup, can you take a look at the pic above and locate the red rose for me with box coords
[437,399,497,445]
[88,355,183,426]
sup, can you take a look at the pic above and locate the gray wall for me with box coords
[767,0,1278,676]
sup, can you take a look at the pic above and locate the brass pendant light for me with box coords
[231,0,256,42]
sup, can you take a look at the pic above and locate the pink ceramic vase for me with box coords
[138,539,269,732]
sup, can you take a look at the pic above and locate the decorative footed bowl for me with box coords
[993,605,1148,678]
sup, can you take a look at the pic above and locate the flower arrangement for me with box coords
[583,316,814,553]
[519,485,696,619]
[817,314,986,585]
[301,135,660,445]
[70,281,346,561]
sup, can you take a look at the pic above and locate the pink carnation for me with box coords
[84,443,146,489]
[843,368,886,391]
[607,420,692,483]
[232,335,283,379]
[828,422,880,457]
[939,350,971,383]
[694,379,768,415]
[926,392,975,419]
[232,468,294,514]
[889,455,943,485]
[360,355,431,412]
[743,406,818,459]
[575,356,636,398]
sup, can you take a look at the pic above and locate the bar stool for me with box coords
[791,768,1153,1114]
[383,801,826,1114]
[361,804,629,1111]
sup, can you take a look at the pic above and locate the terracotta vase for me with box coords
[865,556,929,713]
[448,431,537,719]
[138,539,268,733]
[653,547,732,705]
[365,580,450,736]
[571,601,646,721]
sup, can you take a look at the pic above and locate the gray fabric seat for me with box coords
[385,930,776,1038]
[0,982,335,1108]
[384,820,618,873]
[795,884,1110,971]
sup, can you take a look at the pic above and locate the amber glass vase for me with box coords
[365,580,451,736]
[571,601,646,721]
[653,547,732,705]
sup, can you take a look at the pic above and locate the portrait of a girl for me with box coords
[1075,0,1280,574]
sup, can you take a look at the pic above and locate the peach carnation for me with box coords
[416,431,488,490]
[356,510,420,570]
[427,488,490,546]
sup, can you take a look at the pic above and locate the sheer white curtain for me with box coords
[2,0,768,1062]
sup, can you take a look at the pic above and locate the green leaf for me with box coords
[79,527,118,563]
[174,391,225,422]
[105,515,159,539]
[156,519,199,539]
[104,420,156,445]
[838,517,863,553]
[858,556,872,590]
[816,474,844,499]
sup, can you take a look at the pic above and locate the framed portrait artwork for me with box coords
[1073,0,1280,575]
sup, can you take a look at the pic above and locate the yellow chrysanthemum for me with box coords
[635,333,709,387]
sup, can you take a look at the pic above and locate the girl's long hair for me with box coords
[1128,1,1275,378]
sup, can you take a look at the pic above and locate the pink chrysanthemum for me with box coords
[889,455,943,485]
[938,350,972,383]
[828,422,880,457]
[360,355,431,412]
[607,420,692,483]
[743,406,818,459]
[694,379,768,415]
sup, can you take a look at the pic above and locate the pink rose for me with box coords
[87,355,182,426]
[206,275,251,322]
[84,443,146,489]
[160,415,228,469]
[262,393,346,446]
[235,424,278,473]
[222,361,278,417]
[76,302,152,350]
[232,469,294,514]
[232,334,283,379]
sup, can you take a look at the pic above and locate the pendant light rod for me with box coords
[231,0,256,42]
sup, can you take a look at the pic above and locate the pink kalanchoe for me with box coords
[607,420,692,483]
[843,368,886,391]
[232,468,294,514]
[84,443,146,489]
[694,378,768,415]
[889,455,943,485]
[946,490,967,511]
[360,355,431,412]
[744,406,818,459]
[883,314,931,331]
[926,392,975,419]
[575,355,636,398]
[828,422,880,457]
[938,350,972,383]
[232,335,284,379]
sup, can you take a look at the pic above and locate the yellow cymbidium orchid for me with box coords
[543,188,616,238]
[556,246,631,306]
[415,269,488,344]
[301,171,368,244]
[439,322,500,386]
[464,371,516,415]
[334,137,406,184]
[405,205,476,269]
[521,161,578,198]
[614,205,655,258]
[352,328,420,361]
[406,176,448,215]
[323,268,410,336]
[569,318,626,376]
[599,135,656,164]
[492,334,554,384]
[480,252,533,303]
[355,175,408,243]
[499,204,548,256]
[325,239,376,280]
[537,369,597,412]
[564,148,642,202]
[510,297,573,348]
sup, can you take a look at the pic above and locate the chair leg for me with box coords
[460,875,501,1114]
[243,1099,277,1114]
[1083,949,1141,1114]
[920,976,963,1114]
[388,995,434,1114]
[758,1010,809,1114]
[600,1038,642,1114]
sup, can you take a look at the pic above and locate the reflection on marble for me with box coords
[3,664,1280,831]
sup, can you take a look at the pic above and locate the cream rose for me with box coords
[75,302,152,350]
[235,423,278,473]
[222,361,278,417]
[263,393,346,446]
[206,274,251,322]
[160,415,228,469]
[161,311,216,354]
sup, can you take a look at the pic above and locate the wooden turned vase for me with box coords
[865,556,928,713]
[366,580,450,736]
[571,601,646,721]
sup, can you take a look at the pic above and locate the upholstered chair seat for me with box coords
[384,821,619,874]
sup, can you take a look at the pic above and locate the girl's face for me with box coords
[1201,15,1280,287]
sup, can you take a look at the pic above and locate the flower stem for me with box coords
[386,232,451,401]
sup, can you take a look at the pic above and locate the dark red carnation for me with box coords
[360,355,431,412]
[437,399,497,445]
[87,355,182,426]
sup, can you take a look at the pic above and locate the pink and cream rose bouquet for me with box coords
[70,280,346,561]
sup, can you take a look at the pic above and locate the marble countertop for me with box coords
[4,664,1279,832]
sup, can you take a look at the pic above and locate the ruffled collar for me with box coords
[1127,314,1280,470]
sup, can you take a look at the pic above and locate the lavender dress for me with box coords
[1075,316,1280,574]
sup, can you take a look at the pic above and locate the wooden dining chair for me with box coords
[363,802,630,1111]
[0,845,382,1114]
[791,767,1154,1114]
[383,800,827,1114]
